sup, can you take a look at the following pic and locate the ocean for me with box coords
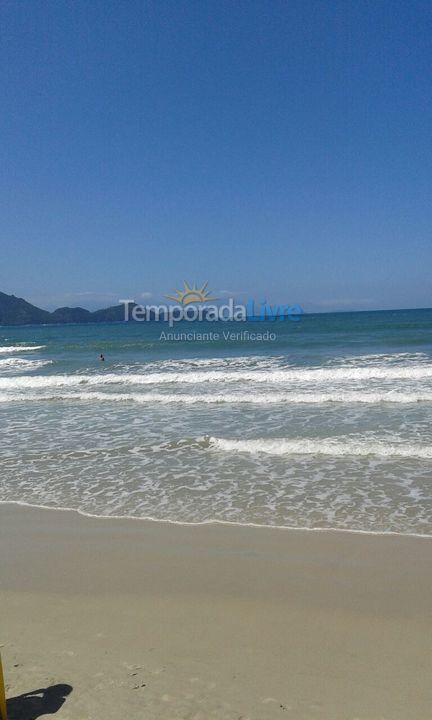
[1,309,432,536]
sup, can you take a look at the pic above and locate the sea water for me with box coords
[1,309,431,535]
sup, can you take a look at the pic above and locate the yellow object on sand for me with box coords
[0,654,7,720]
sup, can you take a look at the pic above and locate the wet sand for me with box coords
[0,504,431,719]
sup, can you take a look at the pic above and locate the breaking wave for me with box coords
[0,345,45,353]
[1,389,432,405]
[208,436,432,459]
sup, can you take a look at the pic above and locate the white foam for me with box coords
[2,348,432,537]
[0,358,52,371]
[0,345,45,353]
[2,363,432,391]
[1,500,430,538]
[209,436,432,459]
[100,364,432,383]
[2,389,432,405]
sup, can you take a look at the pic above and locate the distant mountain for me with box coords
[49,306,92,323]
[0,292,52,325]
[0,291,131,325]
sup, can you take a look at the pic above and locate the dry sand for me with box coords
[0,503,431,719]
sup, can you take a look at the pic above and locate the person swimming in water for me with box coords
[100,354,105,362]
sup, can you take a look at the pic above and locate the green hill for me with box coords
[0,291,130,325]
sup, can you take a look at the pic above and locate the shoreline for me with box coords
[1,499,431,539]
[1,503,431,719]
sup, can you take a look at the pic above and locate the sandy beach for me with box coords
[0,504,430,719]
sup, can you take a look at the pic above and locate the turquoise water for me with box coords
[1,309,432,535]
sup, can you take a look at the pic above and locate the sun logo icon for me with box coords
[165,281,218,306]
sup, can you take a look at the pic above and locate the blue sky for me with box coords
[1,0,431,312]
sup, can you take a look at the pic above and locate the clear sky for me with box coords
[1,0,431,312]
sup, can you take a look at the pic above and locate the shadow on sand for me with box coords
[7,684,73,720]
